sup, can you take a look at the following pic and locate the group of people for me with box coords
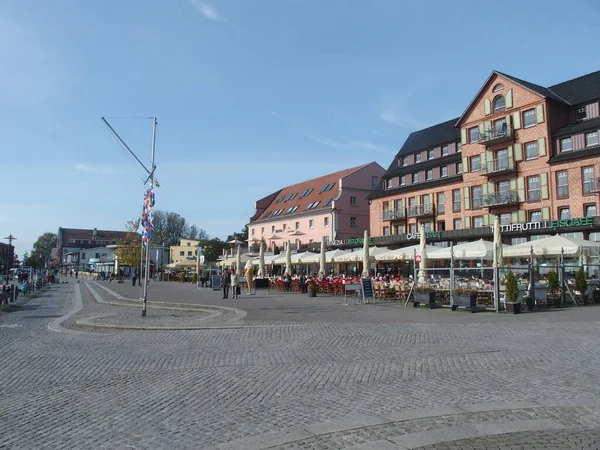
[220,268,240,299]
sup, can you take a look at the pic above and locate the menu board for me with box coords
[361,278,374,300]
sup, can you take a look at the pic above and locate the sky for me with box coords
[3,0,600,259]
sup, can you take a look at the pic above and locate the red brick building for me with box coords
[57,227,130,266]
[368,70,600,247]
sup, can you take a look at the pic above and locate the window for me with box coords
[493,83,504,92]
[400,175,406,185]
[408,224,417,233]
[469,127,479,143]
[276,196,285,203]
[383,226,390,236]
[583,166,595,194]
[500,213,511,225]
[324,198,333,207]
[263,211,272,219]
[441,165,448,177]
[300,188,313,198]
[286,205,299,214]
[527,176,540,202]
[437,192,445,214]
[452,189,461,212]
[402,156,408,166]
[272,225,275,233]
[472,186,483,209]
[273,209,283,216]
[324,217,329,227]
[319,183,335,193]
[350,196,357,206]
[179,251,184,256]
[386,179,393,189]
[438,220,446,231]
[560,137,572,152]
[428,149,434,160]
[261,227,265,235]
[473,216,484,228]
[186,242,191,246]
[371,176,378,189]
[586,131,598,147]
[350,217,357,227]
[496,148,508,170]
[456,142,462,152]
[453,219,462,230]
[523,109,536,128]
[251,229,255,237]
[305,201,320,210]
[559,207,570,219]
[286,193,297,201]
[309,219,314,229]
[426,169,433,180]
[415,153,421,163]
[585,204,597,217]
[493,95,505,113]
[412,173,419,183]
[529,210,541,223]
[456,162,463,174]
[470,155,481,172]
[577,107,587,120]
[442,145,449,156]
[525,141,538,160]
[423,222,432,232]
[557,170,569,198]
[295,222,299,230]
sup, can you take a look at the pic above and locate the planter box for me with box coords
[308,290,317,298]
[546,294,561,308]
[451,294,477,312]
[414,292,435,307]
[506,302,521,314]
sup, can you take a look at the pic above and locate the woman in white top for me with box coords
[230,271,240,298]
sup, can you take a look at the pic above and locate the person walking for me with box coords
[221,268,231,299]
[132,271,137,286]
[231,270,239,299]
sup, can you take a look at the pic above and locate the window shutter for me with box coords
[506,89,513,108]
[462,156,468,172]
[481,151,487,169]
[514,143,523,161]
[483,214,489,226]
[465,216,472,228]
[536,104,544,123]
[513,111,521,129]
[461,128,467,145]
[508,145,514,160]
[486,150,493,171]
[484,120,491,132]
[541,172,549,199]
[505,114,511,127]
[482,183,488,195]
[518,210,526,222]
[484,99,491,115]
[487,181,494,194]
[542,207,550,220]
[512,211,519,222]
[463,186,470,210]
[429,193,434,205]
[517,177,525,202]
[538,137,546,156]
[478,123,485,136]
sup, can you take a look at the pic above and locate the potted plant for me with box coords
[451,286,478,312]
[413,284,436,307]
[504,271,521,314]
[307,280,317,297]
[546,270,560,308]
[523,295,535,312]
[178,271,185,283]
[192,272,198,284]
[575,267,588,305]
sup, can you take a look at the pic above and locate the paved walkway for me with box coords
[1,281,600,449]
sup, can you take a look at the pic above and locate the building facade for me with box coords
[57,227,130,266]
[369,70,600,247]
[248,162,385,251]
[170,238,200,264]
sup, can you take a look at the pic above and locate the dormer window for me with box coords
[577,107,587,121]
[493,83,504,93]
[386,179,393,189]
[493,95,505,113]
[415,153,421,163]
[402,156,408,166]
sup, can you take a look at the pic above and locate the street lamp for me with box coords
[4,234,16,284]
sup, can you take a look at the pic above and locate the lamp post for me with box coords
[4,234,16,284]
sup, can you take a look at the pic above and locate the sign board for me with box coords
[211,275,221,291]
[360,278,374,300]
[199,256,205,264]
[415,255,422,264]
[255,278,269,289]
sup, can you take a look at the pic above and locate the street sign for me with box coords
[200,256,205,264]
[415,255,422,264]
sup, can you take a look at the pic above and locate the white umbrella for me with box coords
[362,230,370,277]
[428,239,505,260]
[493,215,503,267]
[336,247,388,262]
[228,239,244,245]
[300,249,351,264]
[235,245,241,275]
[418,224,428,284]
[503,235,600,258]
[375,244,438,261]
[258,240,265,277]
[285,240,292,275]
[318,235,326,277]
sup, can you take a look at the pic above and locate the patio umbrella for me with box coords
[503,235,600,258]
[493,215,503,267]
[375,244,438,261]
[418,224,428,284]
[285,240,292,275]
[318,235,326,277]
[234,245,241,275]
[228,239,244,245]
[428,239,504,260]
[362,230,370,277]
[300,249,351,264]
[258,240,265,277]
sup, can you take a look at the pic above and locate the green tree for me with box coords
[226,225,249,243]
[197,238,227,263]
[114,233,143,268]
[127,210,209,247]
[28,232,58,269]
[505,271,519,302]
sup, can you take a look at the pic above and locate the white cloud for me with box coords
[303,133,394,154]
[189,0,223,21]
[74,163,121,175]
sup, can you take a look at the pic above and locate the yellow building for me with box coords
[169,238,200,264]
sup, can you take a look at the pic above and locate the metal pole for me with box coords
[4,234,16,284]
[141,117,157,317]
[450,242,455,308]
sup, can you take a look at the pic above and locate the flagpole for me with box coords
[142,117,157,317]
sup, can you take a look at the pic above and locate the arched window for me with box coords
[493,95,505,113]
[493,83,504,93]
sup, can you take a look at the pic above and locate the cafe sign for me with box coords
[405,231,441,240]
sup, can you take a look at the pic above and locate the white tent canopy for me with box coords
[503,235,600,258]
[375,244,439,262]
[271,251,318,265]
[428,239,511,260]
[300,249,352,264]
[335,247,389,262]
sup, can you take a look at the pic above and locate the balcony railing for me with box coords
[479,124,513,146]
[407,204,435,217]
[481,157,516,176]
[382,209,405,221]
[483,191,519,208]
[584,178,600,194]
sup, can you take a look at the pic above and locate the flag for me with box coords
[138,186,155,248]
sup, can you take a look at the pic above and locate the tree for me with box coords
[114,233,143,269]
[28,232,58,269]
[505,271,519,302]
[126,210,209,247]
[197,238,227,263]
[226,225,249,244]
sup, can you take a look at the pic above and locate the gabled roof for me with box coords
[553,116,600,137]
[495,71,568,103]
[251,163,374,223]
[392,117,460,164]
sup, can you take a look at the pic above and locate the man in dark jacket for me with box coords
[221,269,231,299]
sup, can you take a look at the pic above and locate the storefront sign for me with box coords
[548,217,593,228]
[405,231,441,240]
[331,237,373,246]
[492,216,594,233]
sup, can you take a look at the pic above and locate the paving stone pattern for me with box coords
[1,282,600,449]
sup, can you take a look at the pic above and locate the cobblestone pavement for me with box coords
[2,281,600,449]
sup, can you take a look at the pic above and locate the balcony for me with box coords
[479,125,513,146]
[382,209,405,221]
[480,157,516,177]
[483,191,519,209]
[407,204,435,218]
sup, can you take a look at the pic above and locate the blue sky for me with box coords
[3,0,600,258]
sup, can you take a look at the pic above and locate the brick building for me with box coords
[368,70,600,247]
[57,227,130,266]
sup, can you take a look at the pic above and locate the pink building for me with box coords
[248,162,385,251]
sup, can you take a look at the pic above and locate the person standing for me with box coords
[221,268,230,299]
[132,271,137,286]
[231,270,239,299]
